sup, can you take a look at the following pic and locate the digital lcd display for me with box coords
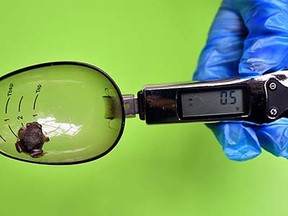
[181,89,244,117]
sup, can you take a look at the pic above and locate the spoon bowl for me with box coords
[0,62,125,164]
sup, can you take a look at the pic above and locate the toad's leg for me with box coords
[30,149,44,158]
[15,141,23,153]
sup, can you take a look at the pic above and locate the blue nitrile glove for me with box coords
[194,0,288,161]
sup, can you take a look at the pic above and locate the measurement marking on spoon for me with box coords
[33,94,39,110]
[0,135,6,142]
[18,96,24,112]
[5,97,10,114]
[8,125,18,138]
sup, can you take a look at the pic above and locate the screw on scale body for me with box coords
[269,82,277,91]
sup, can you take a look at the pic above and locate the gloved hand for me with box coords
[194,0,288,161]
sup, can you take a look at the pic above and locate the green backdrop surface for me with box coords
[0,0,288,216]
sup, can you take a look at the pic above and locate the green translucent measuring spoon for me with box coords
[0,62,125,164]
[1,61,286,165]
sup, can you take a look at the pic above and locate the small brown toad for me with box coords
[15,122,49,158]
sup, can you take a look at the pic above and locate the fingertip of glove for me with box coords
[239,37,288,76]
[223,145,261,161]
[238,59,271,76]
[256,119,288,158]
[208,123,261,161]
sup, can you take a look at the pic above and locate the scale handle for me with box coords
[136,71,288,124]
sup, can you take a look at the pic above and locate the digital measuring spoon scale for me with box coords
[0,61,287,165]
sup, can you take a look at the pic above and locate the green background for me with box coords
[0,0,288,215]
